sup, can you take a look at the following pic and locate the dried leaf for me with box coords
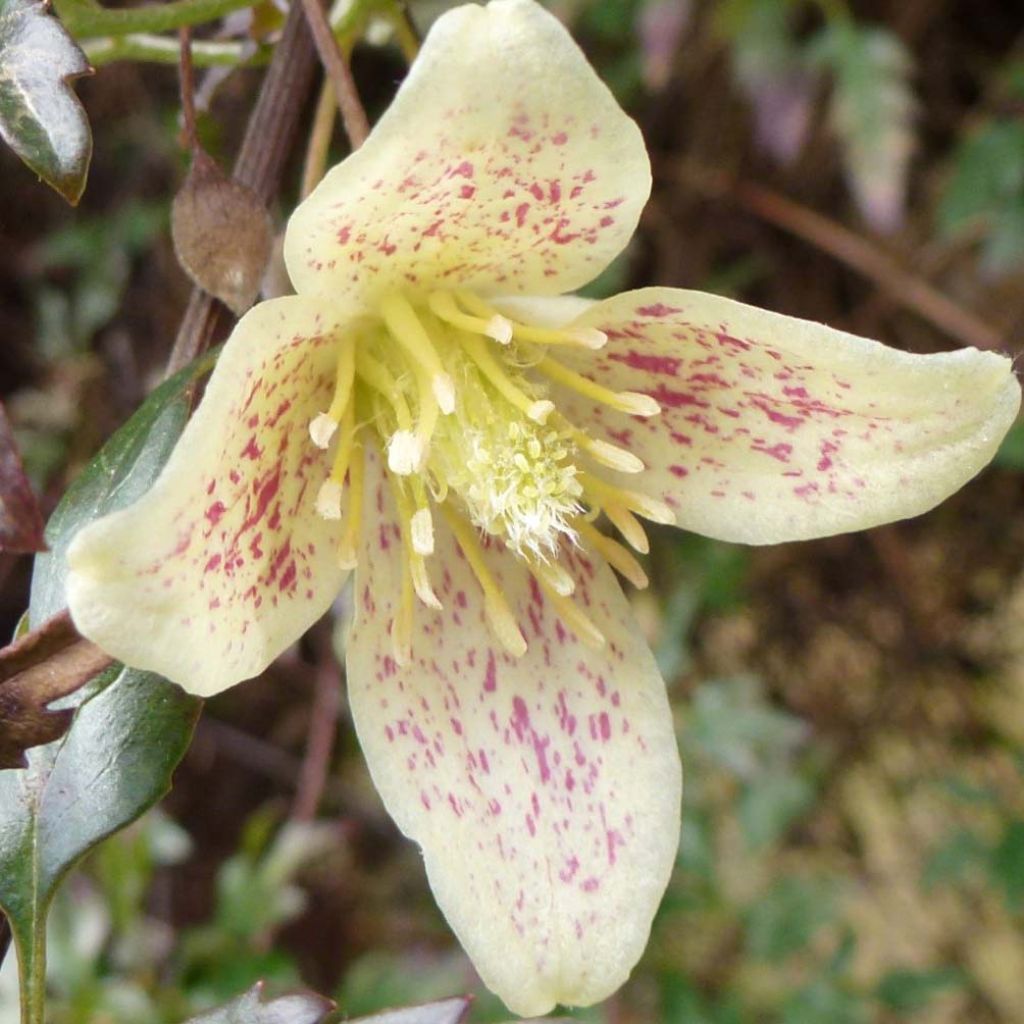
[0,609,112,769]
[345,997,473,1024]
[0,402,45,553]
[172,148,274,315]
[810,22,917,233]
[182,982,334,1024]
[0,0,92,204]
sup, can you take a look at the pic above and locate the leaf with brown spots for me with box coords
[0,609,112,770]
[0,402,45,553]
[172,148,274,316]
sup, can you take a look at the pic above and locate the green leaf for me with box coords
[875,967,965,1012]
[809,21,916,232]
[745,877,837,963]
[781,977,867,1024]
[989,818,1024,911]
[181,982,334,1024]
[738,769,815,850]
[0,0,92,204]
[1,354,213,1024]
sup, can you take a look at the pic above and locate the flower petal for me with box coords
[284,0,648,305]
[346,450,681,1016]
[67,296,353,696]
[554,288,1020,543]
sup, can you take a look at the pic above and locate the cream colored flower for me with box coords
[66,0,1019,1015]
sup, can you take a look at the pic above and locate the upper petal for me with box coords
[346,450,681,1016]
[553,288,1020,543]
[284,0,648,305]
[67,296,353,696]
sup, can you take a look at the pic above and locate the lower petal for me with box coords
[554,288,1020,543]
[67,296,353,696]
[346,449,681,1016]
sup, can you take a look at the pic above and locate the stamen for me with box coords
[454,291,606,349]
[555,416,645,474]
[309,340,356,448]
[315,479,344,520]
[535,355,662,417]
[529,557,576,597]
[411,507,435,556]
[574,518,649,589]
[604,504,650,554]
[338,443,364,569]
[379,292,455,414]
[388,472,442,611]
[536,577,605,649]
[458,333,554,425]
[387,430,422,476]
[443,504,527,657]
[428,291,513,345]
[580,472,675,525]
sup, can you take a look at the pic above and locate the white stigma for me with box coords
[309,413,338,449]
[315,478,344,519]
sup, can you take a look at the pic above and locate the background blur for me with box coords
[3,0,1024,1021]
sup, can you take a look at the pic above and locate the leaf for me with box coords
[738,769,815,850]
[0,401,46,553]
[0,0,92,204]
[809,21,916,233]
[989,818,1024,911]
[342,997,473,1024]
[1,353,214,1024]
[182,982,335,1024]
[875,967,965,1012]
[0,609,112,769]
[745,876,837,963]
[172,148,273,315]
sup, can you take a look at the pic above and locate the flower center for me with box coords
[308,289,671,661]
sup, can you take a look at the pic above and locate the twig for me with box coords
[297,0,369,148]
[177,27,199,152]
[291,625,342,821]
[300,80,337,200]
[673,162,1007,352]
[165,0,318,375]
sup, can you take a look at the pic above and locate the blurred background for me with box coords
[3,0,1024,1021]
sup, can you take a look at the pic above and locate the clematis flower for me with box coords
[66,0,1019,1014]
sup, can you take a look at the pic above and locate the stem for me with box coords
[178,27,199,152]
[298,0,369,148]
[54,0,255,38]
[166,0,318,375]
[84,33,261,67]
[300,81,337,199]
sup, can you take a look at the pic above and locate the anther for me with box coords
[309,413,338,450]
[454,291,607,350]
[315,479,344,520]
[380,292,456,416]
[411,507,435,556]
[575,518,649,589]
[387,430,421,476]
[535,356,662,417]
[536,577,605,649]
[428,291,513,345]
[527,399,555,424]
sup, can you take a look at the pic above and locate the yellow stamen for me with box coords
[580,472,675,526]
[389,474,441,610]
[309,339,356,448]
[604,504,650,554]
[536,577,605,649]
[428,291,513,345]
[356,353,420,475]
[574,518,649,589]
[379,292,455,414]
[555,416,644,474]
[338,443,364,569]
[528,556,575,597]
[455,291,607,349]
[458,332,554,424]
[442,504,527,657]
[535,355,661,416]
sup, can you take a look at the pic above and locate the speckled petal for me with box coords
[67,296,353,696]
[553,288,1020,543]
[284,0,648,306]
[346,450,681,1017]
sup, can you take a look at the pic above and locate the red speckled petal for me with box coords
[67,296,352,696]
[346,450,681,1017]
[552,288,1020,543]
[284,0,648,306]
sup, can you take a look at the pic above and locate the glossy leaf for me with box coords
[0,0,92,204]
[0,354,214,1024]
[0,402,45,554]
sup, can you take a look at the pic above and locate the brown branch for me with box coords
[291,625,341,822]
[166,0,319,375]
[297,0,369,149]
[673,162,1007,353]
[178,27,199,152]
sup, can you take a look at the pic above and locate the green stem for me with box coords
[54,0,255,39]
[83,33,266,66]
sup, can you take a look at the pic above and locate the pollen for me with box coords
[306,289,668,660]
